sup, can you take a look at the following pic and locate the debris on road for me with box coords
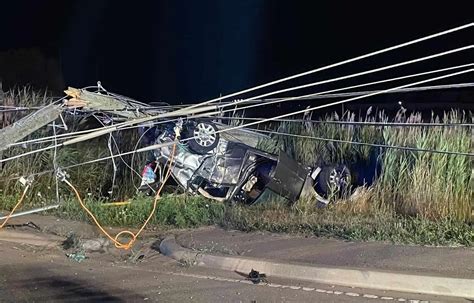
[3,221,40,231]
[235,269,268,284]
[62,233,80,250]
[66,250,87,263]
[81,238,109,253]
[248,269,268,284]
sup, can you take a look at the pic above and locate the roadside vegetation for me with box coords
[1,87,473,246]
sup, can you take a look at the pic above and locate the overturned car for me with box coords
[138,119,355,206]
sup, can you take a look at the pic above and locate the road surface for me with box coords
[0,215,470,302]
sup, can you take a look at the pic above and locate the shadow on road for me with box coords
[1,265,143,302]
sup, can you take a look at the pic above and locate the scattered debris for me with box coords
[248,269,267,284]
[66,250,87,263]
[178,256,198,268]
[61,233,80,250]
[62,233,110,254]
[3,221,40,231]
[81,238,109,253]
[129,251,146,263]
[235,269,268,284]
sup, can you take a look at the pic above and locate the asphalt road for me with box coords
[0,215,470,302]
[0,233,465,303]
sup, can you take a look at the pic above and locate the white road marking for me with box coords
[169,271,428,302]
[363,294,379,299]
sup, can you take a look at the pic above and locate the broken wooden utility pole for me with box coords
[65,87,149,119]
[0,103,63,152]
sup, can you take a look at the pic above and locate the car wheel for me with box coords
[182,121,220,154]
[314,165,352,201]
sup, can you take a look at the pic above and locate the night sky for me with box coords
[0,1,473,107]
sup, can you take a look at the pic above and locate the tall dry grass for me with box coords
[263,109,473,221]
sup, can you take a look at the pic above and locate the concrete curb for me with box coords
[160,236,474,299]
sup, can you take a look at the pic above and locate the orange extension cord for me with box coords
[0,184,30,229]
[1,144,176,251]
[64,143,177,250]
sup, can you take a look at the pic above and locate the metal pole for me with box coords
[0,204,60,220]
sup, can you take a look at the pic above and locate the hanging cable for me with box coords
[9,121,174,148]
[34,44,473,148]
[243,82,474,103]
[214,64,474,115]
[189,22,474,107]
[214,46,473,112]
[4,67,472,183]
[92,113,158,194]
[214,116,474,127]
[0,117,180,163]
[198,69,474,145]
[254,129,473,157]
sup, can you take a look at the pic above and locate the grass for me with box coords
[258,109,473,221]
[221,202,473,247]
[1,191,471,246]
[56,194,225,229]
[1,87,473,246]
[0,191,225,229]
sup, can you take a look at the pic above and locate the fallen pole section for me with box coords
[0,103,63,152]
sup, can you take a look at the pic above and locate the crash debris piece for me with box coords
[235,269,268,284]
[66,251,87,263]
[248,269,268,284]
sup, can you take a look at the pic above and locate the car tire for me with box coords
[182,120,220,154]
[314,164,352,200]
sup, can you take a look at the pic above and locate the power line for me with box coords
[195,22,474,106]
[254,129,473,157]
[215,117,474,127]
[196,69,474,141]
[247,82,474,103]
[4,68,471,164]
[216,46,473,111]
[33,46,472,149]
